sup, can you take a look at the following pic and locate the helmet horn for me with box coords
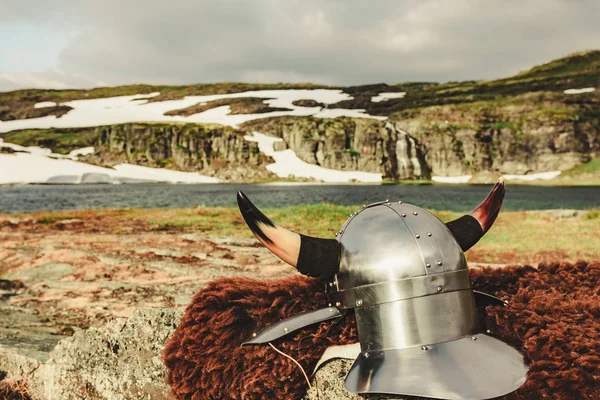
[445,178,505,251]
[237,191,340,279]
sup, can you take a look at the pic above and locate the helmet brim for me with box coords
[345,333,528,400]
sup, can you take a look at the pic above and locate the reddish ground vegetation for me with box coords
[164,261,600,400]
[0,375,31,400]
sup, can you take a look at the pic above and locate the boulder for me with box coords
[305,359,408,400]
[0,307,183,400]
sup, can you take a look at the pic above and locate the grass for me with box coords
[561,158,600,176]
[1,51,597,118]
[8,205,599,266]
[1,128,98,154]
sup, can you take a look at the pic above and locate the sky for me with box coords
[0,0,598,91]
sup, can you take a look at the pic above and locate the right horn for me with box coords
[237,191,340,280]
[445,178,505,251]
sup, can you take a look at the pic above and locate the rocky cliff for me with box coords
[241,90,599,180]
[83,123,275,182]
[1,51,598,183]
[241,116,429,180]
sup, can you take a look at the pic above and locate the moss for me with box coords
[451,139,464,156]
[493,121,514,130]
[1,128,98,154]
[343,148,361,157]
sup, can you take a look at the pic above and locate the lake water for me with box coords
[1,183,599,213]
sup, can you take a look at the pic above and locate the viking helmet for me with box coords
[238,180,528,400]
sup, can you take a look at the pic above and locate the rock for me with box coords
[242,89,600,181]
[81,173,112,184]
[0,307,183,400]
[87,123,276,183]
[4,263,76,283]
[539,209,583,218]
[305,359,408,400]
[45,175,79,184]
[273,140,287,152]
[55,219,83,228]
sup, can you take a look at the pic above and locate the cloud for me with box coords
[0,71,106,91]
[0,0,599,90]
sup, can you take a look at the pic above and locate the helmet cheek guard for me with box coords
[238,179,528,399]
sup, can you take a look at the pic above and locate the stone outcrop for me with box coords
[242,117,430,180]
[84,122,276,182]
[391,91,600,178]
[242,91,599,180]
[304,359,408,400]
[0,308,182,400]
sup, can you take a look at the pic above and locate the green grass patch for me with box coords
[2,128,97,154]
[562,159,600,176]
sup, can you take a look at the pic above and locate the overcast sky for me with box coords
[0,0,598,91]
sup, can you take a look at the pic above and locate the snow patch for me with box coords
[33,101,58,109]
[502,171,561,181]
[371,92,407,102]
[431,175,472,183]
[563,87,595,95]
[0,89,386,133]
[110,164,219,184]
[0,140,218,185]
[244,132,382,183]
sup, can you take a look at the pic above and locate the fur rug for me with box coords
[163,261,600,400]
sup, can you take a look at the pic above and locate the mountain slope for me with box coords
[0,51,598,184]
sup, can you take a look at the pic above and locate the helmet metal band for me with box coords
[329,269,471,309]
[355,290,479,352]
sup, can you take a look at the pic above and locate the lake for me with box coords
[1,183,599,213]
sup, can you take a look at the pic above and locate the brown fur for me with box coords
[163,261,600,399]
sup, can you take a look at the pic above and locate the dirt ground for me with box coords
[0,215,295,362]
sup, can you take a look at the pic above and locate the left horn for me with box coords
[237,191,340,279]
[445,178,505,251]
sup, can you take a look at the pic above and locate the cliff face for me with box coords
[242,91,599,180]
[391,91,599,178]
[241,117,430,180]
[84,123,275,182]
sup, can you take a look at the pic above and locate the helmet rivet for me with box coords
[398,200,402,204]
[283,328,289,333]
[328,303,332,306]
[437,260,443,266]
[427,232,432,237]
[362,204,366,208]
[356,299,363,306]
[252,332,257,337]
[437,286,443,292]
[415,234,420,239]
[486,329,491,334]
[364,352,370,358]
[401,213,406,217]
[421,345,428,351]
[385,199,389,202]
[329,308,334,313]
[413,211,418,215]
[471,336,477,340]
[335,301,341,307]
[426,263,431,268]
